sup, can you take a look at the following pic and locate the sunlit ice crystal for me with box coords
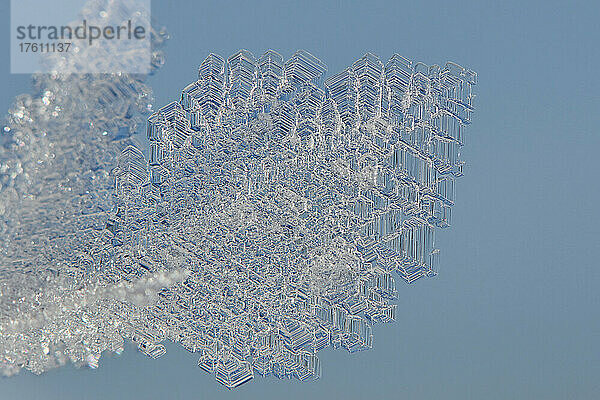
[0,41,476,388]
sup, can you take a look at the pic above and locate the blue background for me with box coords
[1,0,599,399]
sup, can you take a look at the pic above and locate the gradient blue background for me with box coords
[1,0,599,399]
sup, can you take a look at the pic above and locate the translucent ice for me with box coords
[0,4,476,387]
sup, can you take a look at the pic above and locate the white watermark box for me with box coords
[11,0,151,74]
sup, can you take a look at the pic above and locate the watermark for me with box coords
[11,0,151,74]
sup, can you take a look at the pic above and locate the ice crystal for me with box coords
[128,51,476,387]
[0,3,476,388]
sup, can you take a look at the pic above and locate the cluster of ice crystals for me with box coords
[0,39,476,388]
[110,49,475,388]
[0,0,170,379]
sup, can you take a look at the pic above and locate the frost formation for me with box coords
[0,6,476,388]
